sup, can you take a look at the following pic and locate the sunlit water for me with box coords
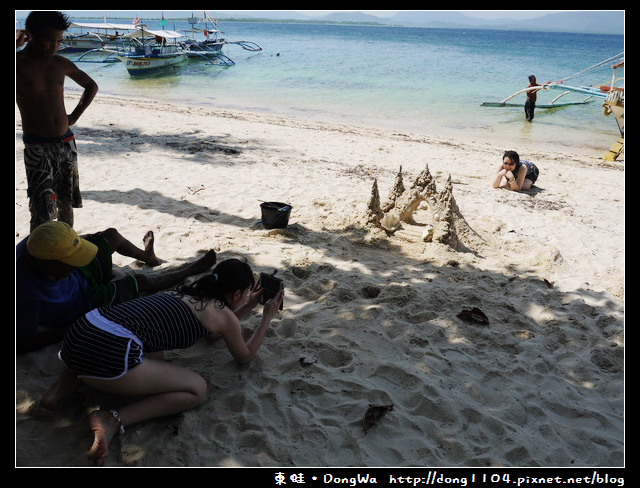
[44,18,624,153]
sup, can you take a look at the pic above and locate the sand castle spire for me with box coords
[366,164,483,252]
[382,165,405,213]
[366,178,384,227]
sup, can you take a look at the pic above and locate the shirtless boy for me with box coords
[16,11,99,231]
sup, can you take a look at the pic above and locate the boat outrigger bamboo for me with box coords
[482,52,624,161]
[481,88,596,108]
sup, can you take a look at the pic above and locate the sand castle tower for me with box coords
[366,164,483,252]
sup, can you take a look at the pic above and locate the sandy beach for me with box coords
[15,93,624,467]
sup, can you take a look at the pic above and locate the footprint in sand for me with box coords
[276,319,297,338]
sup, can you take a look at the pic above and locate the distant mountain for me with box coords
[216,10,624,35]
[320,11,393,24]
[509,11,624,34]
[313,10,624,34]
[388,11,493,27]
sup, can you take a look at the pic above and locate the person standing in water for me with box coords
[524,75,541,121]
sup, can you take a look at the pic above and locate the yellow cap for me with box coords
[27,221,98,267]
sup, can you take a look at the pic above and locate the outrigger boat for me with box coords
[60,20,146,53]
[181,12,226,54]
[180,15,234,66]
[61,19,154,64]
[179,12,262,65]
[113,28,189,75]
[482,53,624,161]
[600,59,624,160]
[67,13,263,73]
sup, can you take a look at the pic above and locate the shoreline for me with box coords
[74,89,622,162]
[15,93,624,467]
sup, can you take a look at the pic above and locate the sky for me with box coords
[298,11,567,20]
[15,10,574,20]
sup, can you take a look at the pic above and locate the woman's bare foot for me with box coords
[87,410,122,466]
[142,231,160,266]
[40,368,80,410]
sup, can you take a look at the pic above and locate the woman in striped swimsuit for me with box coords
[42,258,284,466]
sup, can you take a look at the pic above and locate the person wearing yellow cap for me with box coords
[16,221,217,353]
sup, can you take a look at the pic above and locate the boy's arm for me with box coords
[63,58,98,126]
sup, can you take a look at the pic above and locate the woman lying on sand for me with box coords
[41,258,284,466]
[492,150,540,191]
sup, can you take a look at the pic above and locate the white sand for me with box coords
[15,94,624,467]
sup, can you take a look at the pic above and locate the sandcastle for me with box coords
[366,164,483,251]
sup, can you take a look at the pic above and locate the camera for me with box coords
[259,270,284,310]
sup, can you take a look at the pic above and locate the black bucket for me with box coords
[260,202,292,229]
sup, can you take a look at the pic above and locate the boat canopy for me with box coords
[70,22,139,31]
[126,29,185,39]
[183,28,220,34]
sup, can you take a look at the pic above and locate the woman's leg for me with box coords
[40,367,80,410]
[82,359,207,466]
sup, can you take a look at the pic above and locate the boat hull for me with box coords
[61,36,134,52]
[60,39,106,52]
[117,53,188,75]
[185,40,224,53]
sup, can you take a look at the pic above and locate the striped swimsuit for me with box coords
[60,293,208,379]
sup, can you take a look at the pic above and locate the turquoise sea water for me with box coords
[24,17,625,153]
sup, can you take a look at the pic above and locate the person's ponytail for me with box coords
[175,258,255,309]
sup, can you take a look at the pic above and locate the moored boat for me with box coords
[113,28,188,75]
[60,21,143,52]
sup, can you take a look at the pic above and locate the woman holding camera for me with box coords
[41,258,284,466]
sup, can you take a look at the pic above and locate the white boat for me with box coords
[69,13,262,73]
[179,13,235,66]
[182,12,226,54]
[180,12,262,64]
[601,60,624,138]
[541,54,623,160]
[60,21,143,52]
[113,29,188,75]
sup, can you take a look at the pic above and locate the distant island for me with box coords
[218,11,623,36]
